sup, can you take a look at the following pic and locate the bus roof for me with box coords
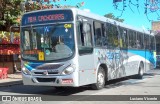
[23,8,153,35]
[73,8,152,35]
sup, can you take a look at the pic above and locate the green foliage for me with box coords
[104,13,124,22]
[24,0,85,12]
[0,0,23,31]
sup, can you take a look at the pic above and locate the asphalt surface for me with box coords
[0,69,160,104]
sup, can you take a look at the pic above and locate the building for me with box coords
[152,21,160,32]
[152,21,160,55]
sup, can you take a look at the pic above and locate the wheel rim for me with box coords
[97,72,104,87]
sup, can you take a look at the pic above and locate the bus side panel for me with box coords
[94,48,128,80]
[93,48,155,80]
[145,50,156,70]
[125,51,143,76]
[78,54,96,86]
[127,50,155,74]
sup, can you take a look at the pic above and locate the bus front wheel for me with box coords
[91,66,105,90]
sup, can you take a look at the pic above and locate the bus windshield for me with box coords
[21,23,75,61]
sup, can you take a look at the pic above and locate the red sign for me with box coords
[28,14,64,23]
[22,10,73,25]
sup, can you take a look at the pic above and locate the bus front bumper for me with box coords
[22,73,77,87]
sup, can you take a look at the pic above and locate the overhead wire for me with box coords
[114,0,160,22]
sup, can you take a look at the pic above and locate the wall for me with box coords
[152,21,160,31]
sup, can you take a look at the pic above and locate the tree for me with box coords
[0,0,23,31]
[104,13,124,22]
[0,0,85,31]
[24,0,85,12]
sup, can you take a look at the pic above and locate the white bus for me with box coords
[21,8,156,90]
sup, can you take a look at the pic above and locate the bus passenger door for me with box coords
[76,18,95,86]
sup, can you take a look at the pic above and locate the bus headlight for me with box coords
[61,66,74,75]
[22,67,31,75]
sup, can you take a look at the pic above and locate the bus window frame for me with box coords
[105,23,119,49]
[119,26,128,49]
[77,16,94,55]
[93,21,103,47]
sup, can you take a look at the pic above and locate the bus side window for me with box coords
[133,31,136,48]
[94,21,102,46]
[106,23,118,48]
[150,36,155,51]
[106,23,112,48]
[144,34,149,50]
[77,21,93,54]
[102,24,108,46]
[128,30,132,48]
[113,26,119,47]
[147,35,150,50]
[82,23,92,47]
[120,28,128,48]
[140,33,144,49]
[136,32,144,49]
[128,30,136,49]
[136,32,141,49]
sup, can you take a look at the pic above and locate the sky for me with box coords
[46,0,160,30]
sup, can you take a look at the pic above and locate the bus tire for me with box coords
[91,66,105,90]
[136,63,144,79]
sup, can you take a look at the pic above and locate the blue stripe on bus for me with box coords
[24,50,156,71]
[128,49,156,67]
[24,62,44,71]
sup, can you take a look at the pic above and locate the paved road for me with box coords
[0,69,160,104]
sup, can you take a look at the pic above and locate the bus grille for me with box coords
[36,78,56,82]
[34,72,58,75]
[37,64,63,70]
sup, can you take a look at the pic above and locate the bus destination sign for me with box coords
[22,10,73,25]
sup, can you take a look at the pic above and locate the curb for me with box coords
[0,80,23,87]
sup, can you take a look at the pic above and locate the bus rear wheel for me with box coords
[91,66,105,90]
[136,63,144,79]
